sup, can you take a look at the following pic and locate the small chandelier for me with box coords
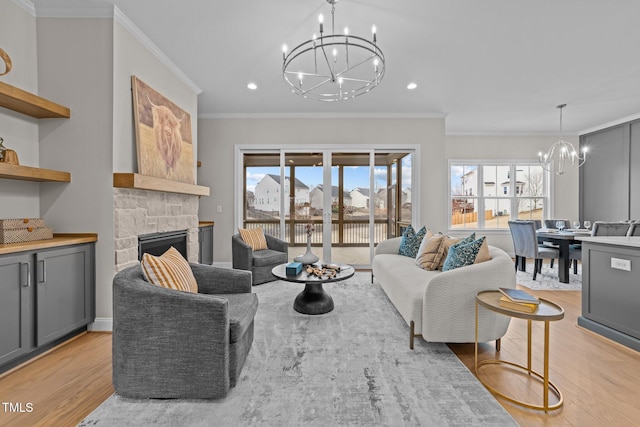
[538,104,588,175]
[282,0,385,101]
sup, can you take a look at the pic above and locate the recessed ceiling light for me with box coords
[247,82,258,90]
[407,82,418,90]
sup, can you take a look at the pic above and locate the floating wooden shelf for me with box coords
[0,163,71,182]
[0,81,70,119]
[113,173,210,196]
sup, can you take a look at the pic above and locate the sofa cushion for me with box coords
[140,246,198,293]
[415,231,446,271]
[398,225,427,258]
[252,248,288,267]
[213,293,259,343]
[442,236,486,271]
[238,227,268,251]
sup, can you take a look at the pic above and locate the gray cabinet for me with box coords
[578,239,640,352]
[0,243,95,371]
[36,244,94,346]
[198,224,214,265]
[0,254,32,366]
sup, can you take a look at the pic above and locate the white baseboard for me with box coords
[89,318,113,332]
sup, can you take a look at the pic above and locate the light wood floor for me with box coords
[1,290,640,426]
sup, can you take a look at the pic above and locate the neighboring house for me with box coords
[402,187,411,205]
[253,174,309,215]
[309,184,352,210]
[350,187,370,209]
[453,167,541,214]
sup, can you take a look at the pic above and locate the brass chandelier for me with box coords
[282,0,385,101]
[538,104,588,175]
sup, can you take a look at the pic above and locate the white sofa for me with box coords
[372,237,516,349]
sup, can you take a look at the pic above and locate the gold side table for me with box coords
[475,290,565,412]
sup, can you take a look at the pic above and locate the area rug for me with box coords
[516,264,582,291]
[80,273,516,426]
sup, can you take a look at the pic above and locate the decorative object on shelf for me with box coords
[0,218,52,244]
[0,48,12,76]
[294,222,319,264]
[131,76,195,185]
[0,138,19,165]
[282,0,385,101]
[538,104,588,175]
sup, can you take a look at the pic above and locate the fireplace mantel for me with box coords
[113,173,210,197]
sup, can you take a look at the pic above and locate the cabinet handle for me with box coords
[37,259,46,283]
[20,262,30,287]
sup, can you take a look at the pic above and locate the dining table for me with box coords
[536,229,590,283]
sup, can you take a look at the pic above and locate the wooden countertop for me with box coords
[199,221,215,227]
[0,233,98,255]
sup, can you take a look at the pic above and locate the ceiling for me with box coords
[30,0,640,134]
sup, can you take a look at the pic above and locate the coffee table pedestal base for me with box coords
[294,282,334,315]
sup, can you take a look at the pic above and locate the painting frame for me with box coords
[131,75,195,184]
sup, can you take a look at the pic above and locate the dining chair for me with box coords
[591,221,631,236]
[508,220,559,280]
[544,219,571,230]
[627,222,640,236]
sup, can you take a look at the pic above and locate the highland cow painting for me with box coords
[132,76,195,184]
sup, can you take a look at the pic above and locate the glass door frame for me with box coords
[235,144,421,267]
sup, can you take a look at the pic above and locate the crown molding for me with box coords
[33,4,114,17]
[113,6,202,95]
[198,112,447,120]
[11,0,35,16]
[579,112,640,136]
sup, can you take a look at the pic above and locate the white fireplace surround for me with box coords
[114,188,200,272]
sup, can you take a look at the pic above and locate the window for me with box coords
[449,161,549,230]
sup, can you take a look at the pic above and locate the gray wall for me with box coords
[0,1,40,218]
[197,118,446,262]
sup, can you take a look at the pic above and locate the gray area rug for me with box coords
[516,264,582,291]
[80,273,516,426]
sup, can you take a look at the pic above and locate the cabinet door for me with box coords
[36,244,93,346]
[199,226,213,265]
[0,254,32,365]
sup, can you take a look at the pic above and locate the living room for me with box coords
[1,0,640,426]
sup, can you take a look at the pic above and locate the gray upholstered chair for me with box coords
[232,233,288,285]
[544,219,571,230]
[628,222,640,236]
[591,221,630,236]
[509,220,559,280]
[112,264,258,399]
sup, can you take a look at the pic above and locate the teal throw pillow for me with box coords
[398,225,427,258]
[442,236,486,271]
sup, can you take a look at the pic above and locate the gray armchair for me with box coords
[509,220,559,280]
[232,233,288,285]
[113,263,257,399]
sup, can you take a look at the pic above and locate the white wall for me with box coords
[0,1,40,218]
[197,118,446,262]
[445,134,580,253]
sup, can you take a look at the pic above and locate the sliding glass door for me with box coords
[240,148,414,268]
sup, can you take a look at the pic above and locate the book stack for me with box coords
[498,287,540,313]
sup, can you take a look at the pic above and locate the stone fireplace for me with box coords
[114,188,199,271]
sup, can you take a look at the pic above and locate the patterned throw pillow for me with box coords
[438,233,476,270]
[398,225,427,258]
[238,227,268,251]
[474,238,491,264]
[141,246,198,293]
[441,236,486,272]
